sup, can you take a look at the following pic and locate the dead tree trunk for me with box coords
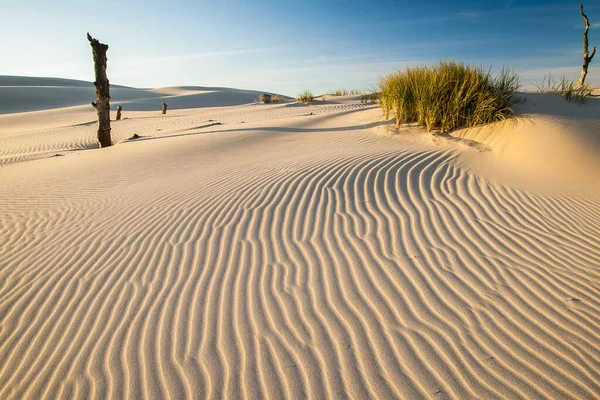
[87,33,112,148]
[578,4,596,87]
[116,105,122,120]
[162,102,168,114]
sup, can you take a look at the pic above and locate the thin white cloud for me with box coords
[456,11,488,19]
[117,47,276,67]
[214,57,428,95]
[517,65,600,89]
[574,22,600,29]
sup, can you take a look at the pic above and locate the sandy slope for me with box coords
[0,76,288,114]
[1,89,600,399]
[455,93,600,197]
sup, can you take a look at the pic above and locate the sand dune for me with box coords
[0,76,289,114]
[1,88,600,399]
[455,93,600,197]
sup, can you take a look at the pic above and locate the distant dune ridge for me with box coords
[0,75,290,114]
[1,79,600,399]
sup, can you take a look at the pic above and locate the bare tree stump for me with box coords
[162,102,168,114]
[578,4,596,87]
[87,33,112,148]
[116,105,122,120]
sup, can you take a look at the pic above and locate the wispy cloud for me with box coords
[269,55,372,68]
[457,3,594,23]
[519,66,581,78]
[517,65,600,85]
[117,48,275,67]
[218,57,426,94]
[574,22,600,29]
[455,11,491,20]
[378,14,469,27]
[163,48,275,61]
[386,4,573,27]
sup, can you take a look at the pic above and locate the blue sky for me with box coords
[1,0,599,95]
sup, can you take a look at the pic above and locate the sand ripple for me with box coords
[1,103,599,399]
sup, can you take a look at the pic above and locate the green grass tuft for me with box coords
[331,89,362,96]
[360,92,380,103]
[379,60,519,133]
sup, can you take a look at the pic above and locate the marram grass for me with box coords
[360,92,379,103]
[258,94,284,103]
[331,89,362,96]
[534,74,593,104]
[297,90,314,103]
[379,61,519,133]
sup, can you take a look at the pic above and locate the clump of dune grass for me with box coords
[360,92,379,103]
[258,94,284,103]
[332,89,362,96]
[379,61,519,133]
[297,90,314,103]
[564,83,593,103]
[534,73,592,104]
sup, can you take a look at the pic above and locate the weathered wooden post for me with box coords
[87,33,112,148]
[162,102,168,114]
[116,105,122,120]
[578,4,596,87]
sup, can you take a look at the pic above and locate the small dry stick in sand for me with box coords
[162,102,168,114]
[87,33,112,148]
[116,105,122,120]
[578,4,596,87]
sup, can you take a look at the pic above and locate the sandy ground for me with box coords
[1,80,599,399]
